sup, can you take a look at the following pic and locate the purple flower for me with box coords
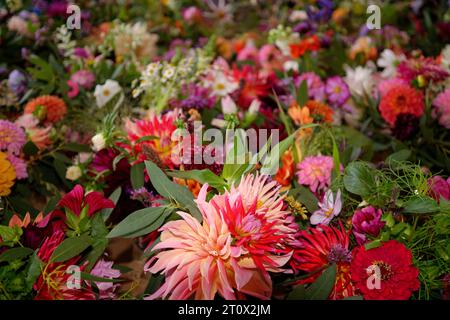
[325,76,350,107]
[70,70,95,90]
[0,120,26,155]
[73,47,90,59]
[352,206,385,244]
[171,84,216,110]
[90,259,121,299]
[310,189,342,225]
[7,153,28,179]
[8,70,28,96]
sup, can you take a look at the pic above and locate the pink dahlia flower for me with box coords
[296,155,335,193]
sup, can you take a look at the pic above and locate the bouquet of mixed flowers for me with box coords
[0,0,449,301]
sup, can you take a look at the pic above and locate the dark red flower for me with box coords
[58,184,114,217]
[291,222,355,299]
[34,230,96,300]
[350,240,420,300]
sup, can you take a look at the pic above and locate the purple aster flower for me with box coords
[7,153,28,179]
[8,70,28,96]
[325,76,350,107]
[0,120,26,155]
[352,206,385,245]
[295,72,325,102]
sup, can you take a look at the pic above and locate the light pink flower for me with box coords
[296,155,335,193]
[91,259,121,299]
[310,189,342,225]
[432,88,450,129]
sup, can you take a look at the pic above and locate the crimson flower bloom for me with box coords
[350,240,420,300]
[58,184,114,217]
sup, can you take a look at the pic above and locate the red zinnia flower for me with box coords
[231,65,272,108]
[378,84,424,127]
[58,184,115,217]
[292,223,355,299]
[24,95,67,124]
[350,240,420,300]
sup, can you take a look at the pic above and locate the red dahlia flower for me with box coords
[292,223,355,299]
[350,240,420,300]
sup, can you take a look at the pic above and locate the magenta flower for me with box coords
[325,76,350,107]
[67,80,79,98]
[296,155,334,193]
[7,153,28,179]
[428,176,450,202]
[432,88,450,129]
[0,119,26,155]
[70,70,95,90]
[296,72,325,102]
[351,206,385,244]
[310,189,342,225]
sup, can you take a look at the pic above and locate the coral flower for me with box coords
[296,155,335,193]
[304,100,334,124]
[378,84,424,127]
[0,151,16,196]
[124,110,178,168]
[292,223,355,299]
[145,185,275,300]
[351,240,420,300]
[24,95,67,124]
[289,35,321,59]
[57,185,114,217]
[34,230,95,300]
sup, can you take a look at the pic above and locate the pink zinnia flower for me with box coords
[296,155,335,193]
[6,153,28,179]
[377,78,408,97]
[432,88,450,129]
[0,120,26,155]
[67,80,79,98]
[310,189,342,225]
[397,57,449,83]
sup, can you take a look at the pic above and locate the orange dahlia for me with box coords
[305,100,334,124]
[24,95,67,124]
[379,84,424,127]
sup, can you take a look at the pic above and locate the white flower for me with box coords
[377,49,405,78]
[75,152,91,165]
[441,45,450,71]
[211,118,227,128]
[66,165,82,181]
[91,133,106,152]
[210,72,238,96]
[310,189,342,225]
[283,60,299,72]
[162,65,176,82]
[94,80,122,108]
[289,10,308,22]
[221,95,237,114]
[248,99,261,114]
[344,64,375,97]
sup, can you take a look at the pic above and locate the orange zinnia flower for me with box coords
[24,95,67,124]
[289,35,321,59]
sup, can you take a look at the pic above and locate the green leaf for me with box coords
[43,195,61,215]
[386,149,411,163]
[364,239,383,250]
[145,161,202,222]
[121,209,172,238]
[167,169,227,191]
[289,186,319,213]
[80,272,123,283]
[343,162,376,197]
[61,143,91,153]
[130,162,145,190]
[304,264,337,300]
[22,141,39,156]
[403,196,440,214]
[0,247,34,263]
[26,252,43,289]
[297,80,308,107]
[50,234,93,263]
[107,206,168,238]
[287,284,306,300]
[135,135,159,144]
[101,187,121,221]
